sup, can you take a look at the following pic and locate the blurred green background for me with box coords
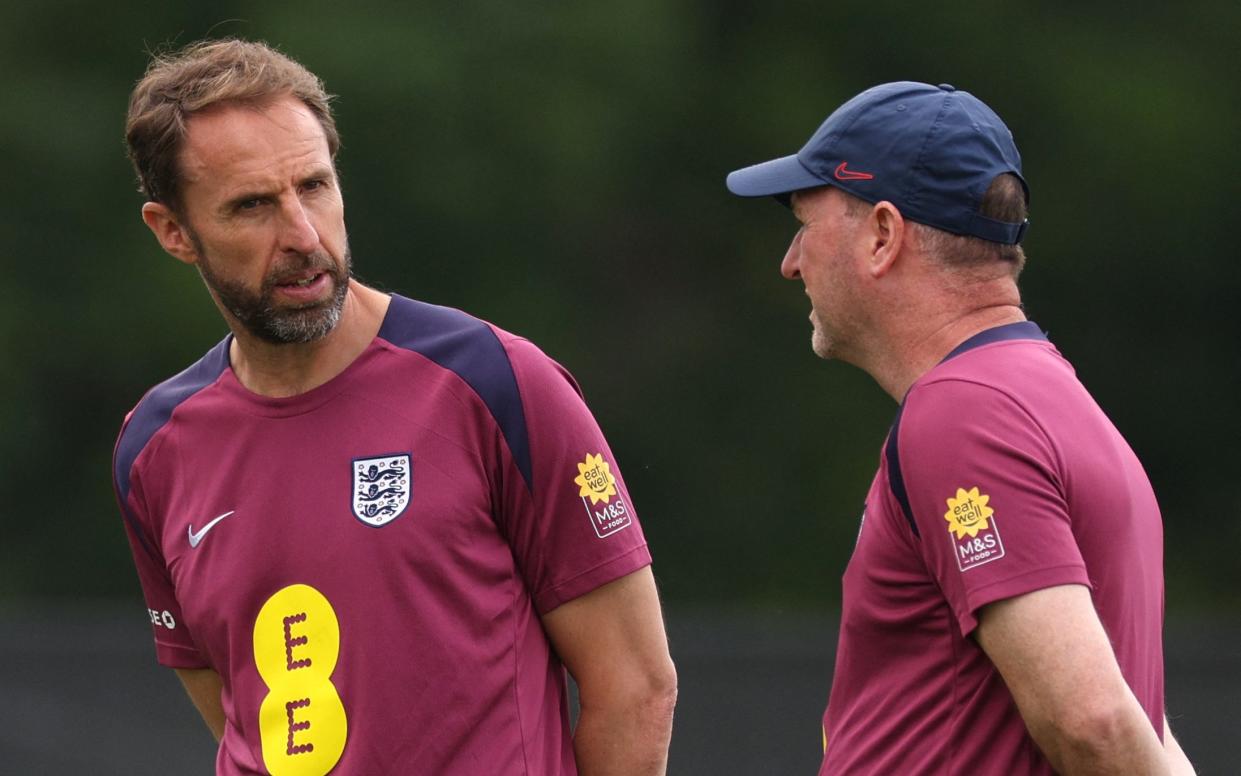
[3,1,1237,771]
[4,0,1236,613]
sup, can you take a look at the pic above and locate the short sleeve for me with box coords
[114,430,208,669]
[495,336,651,614]
[897,379,1091,635]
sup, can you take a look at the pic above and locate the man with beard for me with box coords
[726,82,1194,774]
[114,39,675,775]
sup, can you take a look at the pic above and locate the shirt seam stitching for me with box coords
[534,545,650,609]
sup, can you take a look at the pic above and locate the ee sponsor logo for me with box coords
[147,608,176,630]
[253,584,348,775]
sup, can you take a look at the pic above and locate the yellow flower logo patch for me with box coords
[572,453,631,539]
[944,486,994,539]
[574,453,617,505]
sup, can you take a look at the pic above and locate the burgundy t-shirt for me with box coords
[821,322,1165,775]
[114,295,651,775]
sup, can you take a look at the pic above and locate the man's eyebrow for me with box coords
[299,166,334,182]
[222,187,276,209]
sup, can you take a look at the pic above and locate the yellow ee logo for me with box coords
[574,453,618,505]
[944,486,995,539]
[253,584,348,775]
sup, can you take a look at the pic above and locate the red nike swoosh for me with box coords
[834,162,874,181]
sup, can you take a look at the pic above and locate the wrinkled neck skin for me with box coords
[854,276,1025,402]
[225,280,391,398]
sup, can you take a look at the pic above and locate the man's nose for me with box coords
[278,199,320,255]
[780,229,804,280]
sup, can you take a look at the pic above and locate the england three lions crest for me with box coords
[351,454,412,527]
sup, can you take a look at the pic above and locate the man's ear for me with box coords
[865,201,905,279]
[141,202,199,266]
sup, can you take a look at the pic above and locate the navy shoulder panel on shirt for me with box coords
[885,403,919,538]
[378,295,534,492]
[114,337,232,503]
[885,321,1049,537]
[940,320,1047,363]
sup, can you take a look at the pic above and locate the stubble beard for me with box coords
[810,309,836,360]
[193,235,353,345]
[811,330,831,359]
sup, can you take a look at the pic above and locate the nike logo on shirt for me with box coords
[188,511,236,548]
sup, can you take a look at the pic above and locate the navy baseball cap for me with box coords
[726,81,1029,244]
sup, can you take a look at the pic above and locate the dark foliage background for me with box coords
[3,2,1237,614]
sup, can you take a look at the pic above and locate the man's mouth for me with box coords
[271,269,333,301]
[283,272,324,287]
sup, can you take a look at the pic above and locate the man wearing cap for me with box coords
[113,38,676,774]
[727,82,1194,774]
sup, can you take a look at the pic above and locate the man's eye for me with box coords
[238,199,263,211]
[302,179,324,192]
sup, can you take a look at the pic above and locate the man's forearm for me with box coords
[573,689,676,776]
[1164,716,1196,775]
[174,667,225,742]
[1028,701,1169,776]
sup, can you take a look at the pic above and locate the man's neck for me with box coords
[864,301,1027,403]
[227,281,391,398]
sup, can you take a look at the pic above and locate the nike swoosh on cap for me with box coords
[188,510,236,548]
[834,162,875,181]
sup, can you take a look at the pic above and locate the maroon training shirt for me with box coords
[821,322,1165,775]
[114,295,651,775]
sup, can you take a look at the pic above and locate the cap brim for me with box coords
[726,154,825,198]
